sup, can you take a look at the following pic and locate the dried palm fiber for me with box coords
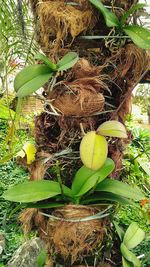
[47,59,108,116]
[106,44,150,120]
[29,0,38,13]
[17,152,49,180]
[47,205,107,263]
[110,44,149,86]
[35,0,97,53]
[19,208,47,239]
[34,111,97,152]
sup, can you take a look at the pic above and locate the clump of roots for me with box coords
[47,205,106,263]
[35,0,97,53]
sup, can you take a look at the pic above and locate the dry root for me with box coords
[35,0,97,53]
[47,205,107,263]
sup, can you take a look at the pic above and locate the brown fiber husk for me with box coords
[106,44,150,120]
[35,0,97,53]
[47,205,107,263]
[19,208,47,239]
[47,58,108,116]
[48,86,104,117]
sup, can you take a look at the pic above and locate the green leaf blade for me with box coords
[72,158,115,196]
[97,120,127,138]
[17,72,53,97]
[122,257,134,267]
[82,192,135,206]
[57,52,79,71]
[35,53,57,71]
[121,243,141,267]
[121,4,146,25]
[96,179,145,201]
[14,64,52,92]
[80,131,108,170]
[123,222,145,249]
[3,180,72,203]
[124,25,150,49]
[37,250,47,267]
[89,0,120,27]
[113,221,125,242]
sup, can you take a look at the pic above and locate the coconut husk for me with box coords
[110,44,149,86]
[35,59,109,151]
[106,44,150,120]
[34,111,97,154]
[47,205,107,263]
[47,58,108,116]
[35,0,97,53]
[48,82,105,117]
[19,208,47,239]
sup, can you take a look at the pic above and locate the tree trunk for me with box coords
[20,0,149,265]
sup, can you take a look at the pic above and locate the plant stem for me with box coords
[56,160,64,198]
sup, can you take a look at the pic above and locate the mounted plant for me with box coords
[2,122,146,263]
[2,157,145,205]
[114,221,145,267]
[14,52,79,97]
[80,120,127,170]
[83,0,150,49]
[2,155,146,262]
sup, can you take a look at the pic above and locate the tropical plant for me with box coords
[85,0,150,49]
[2,157,145,209]
[14,52,79,97]
[114,221,145,267]
[0,0,38,94]
[80,120,127,170]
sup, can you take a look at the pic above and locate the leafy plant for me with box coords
[88,0,150,49]
[114,221,145,267]
[14,52,79,97]
[37,250,47,267]
[80,120,127,170]
[2,158,145,208]
[0,160,28,265]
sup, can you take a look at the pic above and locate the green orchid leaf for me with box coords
[124,25,150,50]
[89,0,120,27]
[35,52,57,71]
[97,120,127,138]
[96,179,145,201]
[122,257,134,267]
[136,158,150,176]
[72,158,115,196]
[81,192,135,206]
[121,243,141,267]
[37,250,47,267]
[57,52,79,71]
[121,4,146,25]
[17,72,53,97]
[14,64,52,92]
[3,180,72,203]
[80,131,108,170]
[113,221,125,241]
[123,222,145,249]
